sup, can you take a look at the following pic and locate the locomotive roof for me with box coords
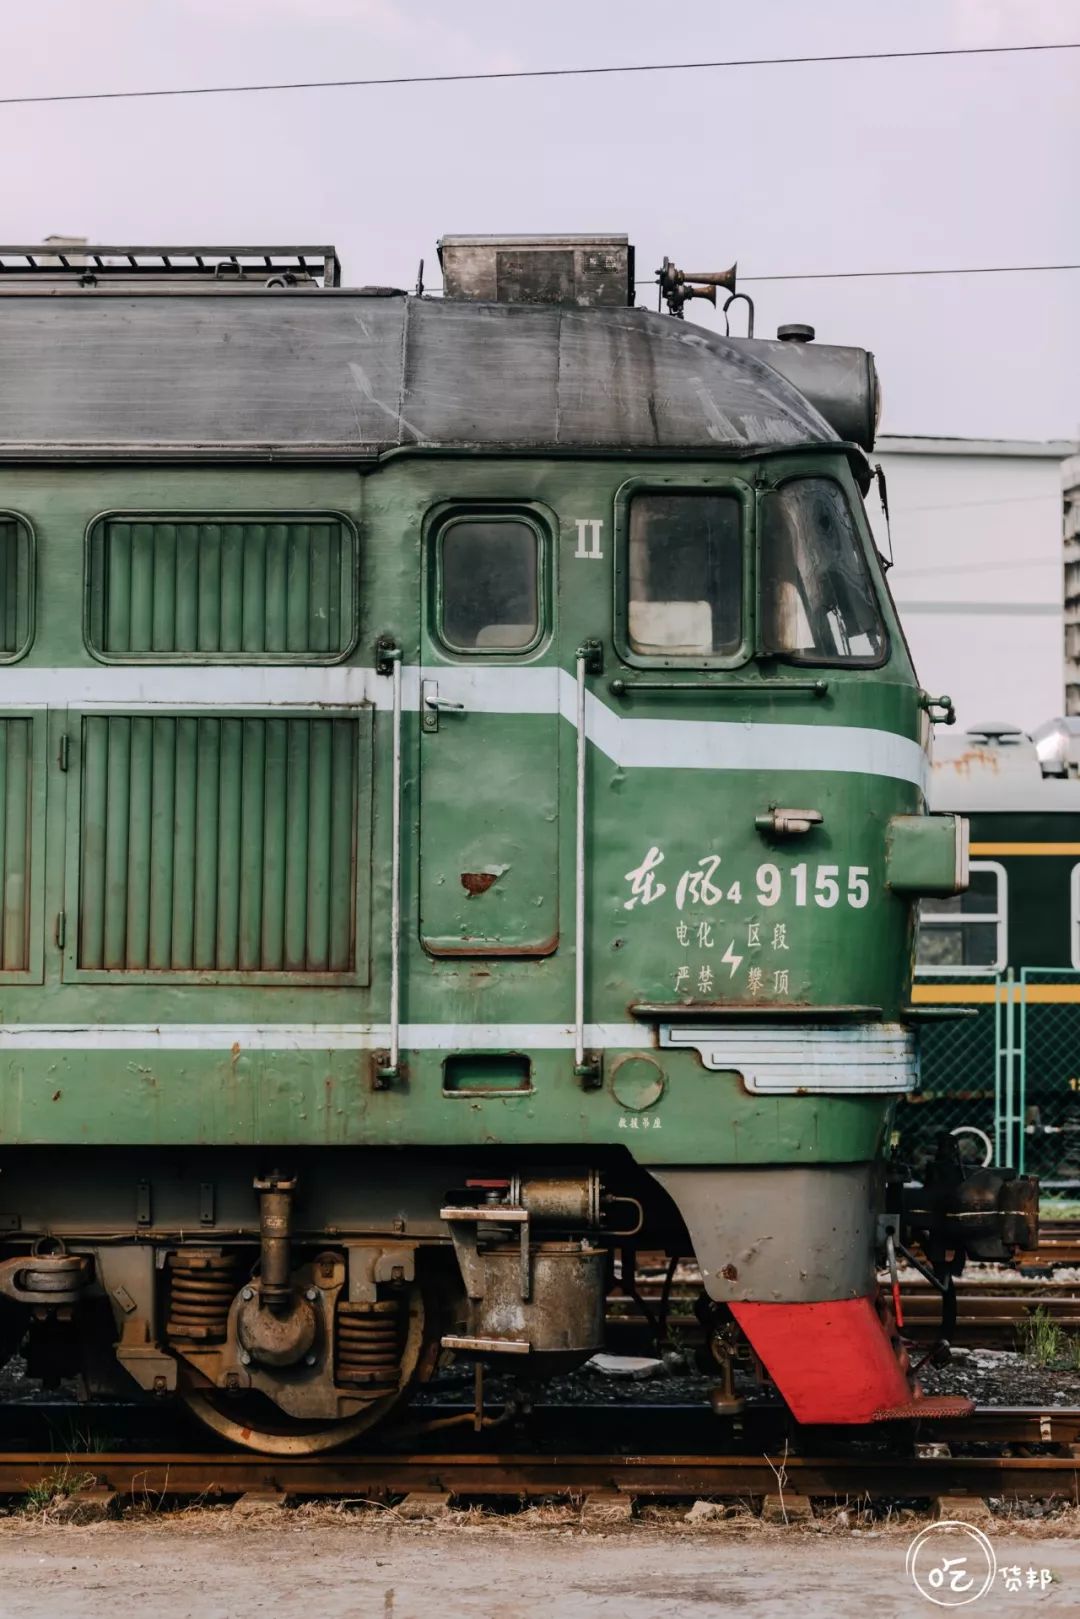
[930,725,1080,815]
[0,291,836,461]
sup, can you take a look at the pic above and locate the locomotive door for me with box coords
[417,510,559,956]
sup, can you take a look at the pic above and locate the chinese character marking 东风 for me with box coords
[624,846,667,910]
[675,855,723,912]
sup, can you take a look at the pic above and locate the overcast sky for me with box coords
[1,0,1077,442]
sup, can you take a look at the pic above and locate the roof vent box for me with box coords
[438,234,634,308]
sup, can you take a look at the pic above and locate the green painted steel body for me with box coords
[0,450,924,1165]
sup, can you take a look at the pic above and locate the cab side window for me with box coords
[627,493,742,657]
[439,518,540,652]
[0,513,34,663]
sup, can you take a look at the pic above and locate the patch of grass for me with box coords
[1018,1306,1072,1366]
[45,1415,120,1455]
[22,1467,95,1514]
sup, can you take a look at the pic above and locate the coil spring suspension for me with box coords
[166,1250,241,1343]
[336,1298,403,1394]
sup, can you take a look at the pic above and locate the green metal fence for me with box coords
[894,990,1003,1171]
[894,971,1080,1208]
[1020,969,1080,1213]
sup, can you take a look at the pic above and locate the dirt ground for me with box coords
[0,1511,1078,1619]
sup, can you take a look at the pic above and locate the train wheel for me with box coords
[178,1278,437,1455]
[179,1383,406,1455]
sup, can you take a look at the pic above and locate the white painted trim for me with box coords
[574,685,927,787]
[0,1022,654,1052]
[0,664,929,789]
[661,1022,916,1094]
[0,666,386,709]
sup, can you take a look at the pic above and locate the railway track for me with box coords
[613,1251,1080,1350]
[1019,1219,1080,1269]
[3,1407,1080,1505]
[0,1405,1075,1502]
[2,1449,1079,1503]
[898,1278,1080,1344]
[609,1291,1080,1351]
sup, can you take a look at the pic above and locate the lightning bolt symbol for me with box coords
[721,941,743,979]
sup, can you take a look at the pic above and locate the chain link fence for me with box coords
[891,972,1080,1212]
[1021,969,1080,1214]
[893,995,1000,1173]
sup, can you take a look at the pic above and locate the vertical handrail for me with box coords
[1003,966,1016,1168]
[994,975,1005,1168]
[389,652,403,1072]
[574,651,587,1070]
[1018,967,1027,1175]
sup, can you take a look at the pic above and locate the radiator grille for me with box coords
[0,717,32,971]
[0,517,33,660]
[86,516,356,661]
[77,714,359,974]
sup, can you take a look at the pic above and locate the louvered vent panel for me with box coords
[0,718,32,971]
[87,516,355,660]
[78,715,358,973]
[0,518,33,659]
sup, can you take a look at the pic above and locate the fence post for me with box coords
[1002,968,1016,1169]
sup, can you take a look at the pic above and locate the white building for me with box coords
[866,436,1075,733]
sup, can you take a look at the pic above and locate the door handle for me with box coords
[421,678,465,732]
[755,808,824,837]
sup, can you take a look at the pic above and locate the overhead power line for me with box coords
[0,40,1077,108]
[741,262,1080,283]
[635,262,1080,285]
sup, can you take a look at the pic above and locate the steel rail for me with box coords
[0,1448,1078,1501]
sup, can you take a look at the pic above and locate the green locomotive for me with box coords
[0,237,1034,1450]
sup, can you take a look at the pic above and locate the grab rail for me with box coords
[574,650,587,1072]
[609,677,828,697]
[375,639,403,1084]
[574,644,602,1086]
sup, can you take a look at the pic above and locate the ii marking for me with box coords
[574,519,604,560]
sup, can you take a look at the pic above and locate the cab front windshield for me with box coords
[760,476,886,665]
[626,474,886,666]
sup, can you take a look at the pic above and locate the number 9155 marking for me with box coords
[756,863,869,909]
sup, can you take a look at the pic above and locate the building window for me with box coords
[1072,863,1080,971]
[0,514,34,663]
[85,513,358,663]
[627,492,743,657]
[438,517,542,653]
[917,861,1007,974]
[760,477,886,666]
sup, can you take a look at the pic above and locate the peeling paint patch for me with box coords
[460,865,509,897]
